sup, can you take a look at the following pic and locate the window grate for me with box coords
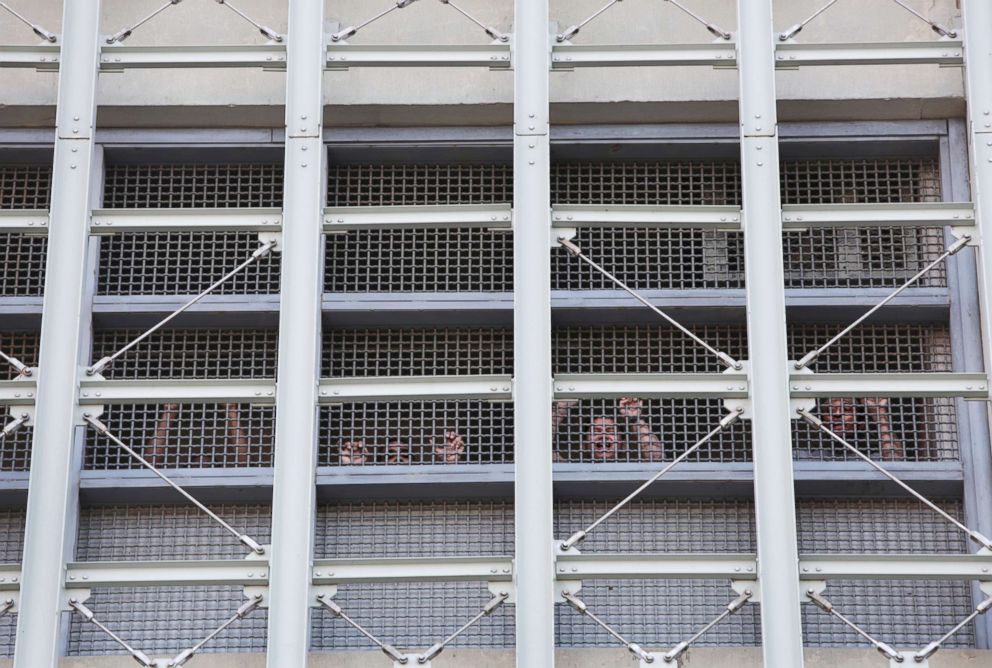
[92,329,279,380]
[322,327,513,377]
[97,232,281,296]
[0,508,26,659]
[0,332,39,471]
[0,164,51,209]
[328,163,513,206]
[103,163,283,209]
[84,404,275,470]
[318,401,514,466]
[551,161,742,205]
[0,234,47,297]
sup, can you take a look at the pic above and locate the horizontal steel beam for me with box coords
[0,210,49,232]
[65,560,268,588]
[775,41,964,67]
[789,372,989,399]
[799,554,992,581]
[326,44,511,69]
[0,564,19,590]
[0,45,60,69]
[90,208,283,233]
[324,204,512,230]
[319,375,513,402]
[553,373,749,399]
[78,379,277,405]
[781,202,975,230]
[99,45,287,70]
[312,556,513,584]
[552,205,742,230]
[556,552,758,580]
[0,380,36,406]
[551,43,736,69]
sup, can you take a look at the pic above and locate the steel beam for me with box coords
[513,1,555,666]
[788,372,989,399]
[0,565,19,591]
[799,554,992,581]
[0,45,60,70]
[0,380,36,407]
[551,204,741,230]
[326,44,511,69]
[556,553,758,581]
[737,2,806,666]
[65,560,268,588]
[781,202,975,230]
[324,204,512,230]
[312,557,513,585]
[14,2,101,667]
[0,211,49,232]
[551,43,736,69]
[89,208,283,233]
[266,0,325,666]
[775,41,963,68]
[318,376,513,403]
[553,373,748,399]
[77,379,277,405]
[99,45,287,70]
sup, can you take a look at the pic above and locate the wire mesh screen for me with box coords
[327,163,513,206]
[0,508,26,658]
[0,332,40,471]
[551,158,944,290]
[92,329,278,379]
[0,233,47,297]
[322,327,513,377]
[70,505,271,656]
[84,404,275,470]
[318,401,513,466]
[551,323,954,463]
[312,501,514,650]
[797,499,974,649]
[97,231,281,296]
[0,164,51,209]
[103,163,282,209]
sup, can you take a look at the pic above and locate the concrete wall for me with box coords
[0,648,988,667]
[0,0,967,127]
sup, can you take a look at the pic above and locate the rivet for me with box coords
[502,386,510,391]
[529,161,535,165]
[568,386,575,391]
[248,572,255,578]
[571,567,577,573]
[528,126,535,131]
[757,162,763,166]
[491,386,498,391]
[528,114,535,119]
[490,568,498,574]
[73,116,79,121]
[70,164,77,169]
[805,386,811,390]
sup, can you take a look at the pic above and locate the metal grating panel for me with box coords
[84,404,275,470]
[97,232,281,296]
[0,508,26,659]
[103,163,282,209]
[779,160,941,205]
[327,163,513,206]
[0,332,40,471]
[0,234,47,297]
[92,329,279,380]
[318,401,514,466]
[322,327,513,377]
[0,164,51,209]
[551,161,742,205]
[70,505,271,657]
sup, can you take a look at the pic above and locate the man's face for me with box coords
[386,441,410,464]
[586,417,619,461]
[339,440,368,465]
[822,398,857,434]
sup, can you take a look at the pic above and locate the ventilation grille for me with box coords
[0,234,47,297]
[328,163,513,206]
[0,508,26,659]
[552,161,741,205]
[92,329,279,379]
[318,401,514,466]
[0,165,51,209]
[84,404,275,470]
[103,163,283,209]
[322,327,513,377]
[97,232,281,296]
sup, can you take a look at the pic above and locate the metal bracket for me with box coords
[893,653,925,668]
[802,580,827,602]
[554,540,582,598]
[257,231,281,252]
[732,579,759,603]
[722,362,752,418]
[63,588,92,611]
[553,226,577,247]
[5,370,37,427]
[396,658,424,668]
[951,225,979,246]
[488,580,516,605]
[243,546,270,608]
[788,364,817,416]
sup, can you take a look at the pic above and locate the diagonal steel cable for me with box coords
[780,0,956,41]
[561,592,655,663]
[778,0,841,41]
[663,590,752,662]
[662,0,731,40]
[558,237,742,370]
[331,0,421,42]
[315,593,409,663]
[87,241,276,376]
[83,414,265,555]
[806,590,903,661]
[0,413,30,444]
[212,0,282,42]
[106,0,184,44]
[914,595,992,662]
[0,349,30,377]
[557,0,625,42]
[561,408,743,551]
[68,599,155,667]
[438,0,508,42]
[794,235,970,370]
[0,1,57,42]
[417,592,509,664]
[798,409,992,551]
[168,595,264,666]
[0,598,13,616]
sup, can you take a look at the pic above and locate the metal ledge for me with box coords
[0,379,36,406]
[555,552,757,580]
[78,379,277,405]
[326,44,511,69]
[90,208,283,233]
[0,210,49,232]
[0,564,19,590]
[552,204,741,230]
[799,553,992,580]
[789,372,989,399]
[65,560,267,588]
[775,41,964,67]
[553,373,748,399]
[324,204,512,230]
[318,375,513,402]
[552,43,737,69]
[99,44,287,70]
[312,556,513,584]
[0,45,60,70]
[781,202,974,229]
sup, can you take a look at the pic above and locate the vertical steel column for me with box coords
[736,2,806,666]
[14,2,102,666]
[266,1,325,666]
[513,0,554,666]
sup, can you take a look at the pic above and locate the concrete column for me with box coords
[265,1,325,666]
[14,2,102,667]
[736,2,806,666]
[512,0,555,666]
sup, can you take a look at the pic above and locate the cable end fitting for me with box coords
[797,409,821,428]
[875,641,902,662]
[557,25,580,42]
[561,530,586,551]
[420,643,444,663]
[779,24,802,41]
[87,357,112,376]
[664,640,689,662]
[31,25,57,43]
[720,408,744,428]
[558,237,583,257]
[706,24,731,41]
[931,24,957,39]
[397,0,419,8]
[317,594,342,615]
[259,26,283,42]
[240,535,265,555]
[562,591,587,613]
[84,414,110,434]
[915,641,941,662]
[105,29,132,45]
[968,530,992,552]
[628,643,653,663]
[330,26,357,42]
[717,352,742,370]
[381,643,408,663]
[794,351,818,370]
[170,648,194,667]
